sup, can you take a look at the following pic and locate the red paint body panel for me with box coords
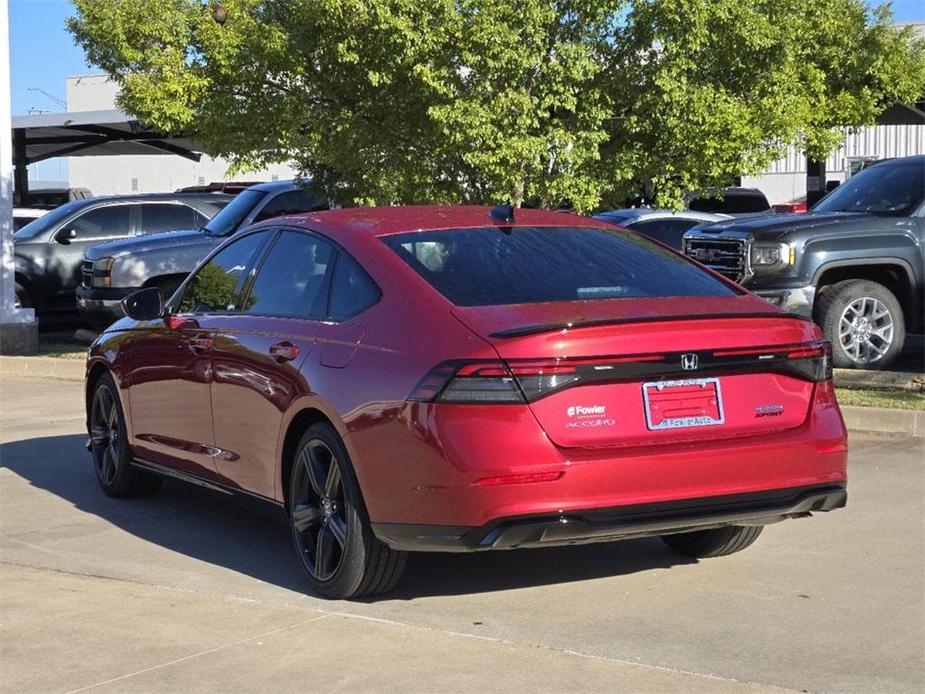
[85,205,847,542]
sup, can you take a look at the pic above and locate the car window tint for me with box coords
[382,226,736,307]
[689,194,769,214]
[813,161,925,216]
[626,218,700,250]
[176,231,270,314]
[252,190,325,223]
[68,205,132,240]
[242,231,333,318]
[13,215,36,231]
[203,189,265,237]
[329,252,380,320]
[139,204,198,234]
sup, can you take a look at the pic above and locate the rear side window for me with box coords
[382,226,736,307]
[328,253,380,320]
[242,231,333,318]
[625,218,701,250]
[176,231,270,313]
[139,204,200,234]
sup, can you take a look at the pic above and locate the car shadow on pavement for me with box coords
[1,434,695,601]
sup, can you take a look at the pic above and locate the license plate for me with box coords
[642,378,724,431]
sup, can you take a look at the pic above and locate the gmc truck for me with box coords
[684,155,924,370]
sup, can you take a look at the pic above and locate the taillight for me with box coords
[408,360,583,404]
[437,362,524,403]
[409,341,833,404]
[786,341,833,382]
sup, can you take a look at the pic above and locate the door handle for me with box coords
[269,341,300,363]
[189,335,214,353]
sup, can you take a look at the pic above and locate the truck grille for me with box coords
[81,260,94,288]
[684,238,747,282]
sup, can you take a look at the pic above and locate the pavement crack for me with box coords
[319,609,813,694]
[63,614,329,693]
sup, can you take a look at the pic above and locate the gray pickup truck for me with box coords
[683,155,924,370]
[77,180,326,325]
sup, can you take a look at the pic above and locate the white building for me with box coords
[66,74,299,194]
[742,121,925,204]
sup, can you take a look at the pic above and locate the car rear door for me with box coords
[208,228,336,497]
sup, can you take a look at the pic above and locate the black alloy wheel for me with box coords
[288,423,407,599]
[90,382,122,487]
[88,373,162,497]
[291,437,349,582]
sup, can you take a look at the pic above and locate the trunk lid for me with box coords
[452,297,824,448]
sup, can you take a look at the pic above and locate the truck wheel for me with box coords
[815,280,905,370]
[661,525,763,558]
[14,282,32,309]
[152,277,184,301]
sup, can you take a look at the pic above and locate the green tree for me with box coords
[68,0,925,210]
[178,262,241,313]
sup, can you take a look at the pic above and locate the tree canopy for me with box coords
[68,0,925,210]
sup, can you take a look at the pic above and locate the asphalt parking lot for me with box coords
[1,375,923,693]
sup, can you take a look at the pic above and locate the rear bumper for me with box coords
[76,286,133,324]
[372,484,847,552]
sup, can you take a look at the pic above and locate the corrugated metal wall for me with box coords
[764,125,925,175]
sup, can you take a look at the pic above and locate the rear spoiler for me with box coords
[489,311,813,338]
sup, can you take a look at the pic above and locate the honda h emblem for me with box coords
[681,353,699,371]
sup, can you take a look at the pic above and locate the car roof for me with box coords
[275,205,614,238]
[867,154,925,167]
[66,192,234,206]
[241,179,303,193]
[595,208,729,223]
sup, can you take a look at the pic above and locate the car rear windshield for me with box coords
[382,226,737,306]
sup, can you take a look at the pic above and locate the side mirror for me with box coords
[122,287,164,321]
[54,228,78,245]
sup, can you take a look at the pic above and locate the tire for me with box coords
[89,373,162,498]
[815,279,905,370]
[661,525,763,558]
[14,282,31,310]
[288,423,407,599]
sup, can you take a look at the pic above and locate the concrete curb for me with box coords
[834,369,925,392]
[0,356,85,381]
[840,405,925,438]
[2,356,922,436]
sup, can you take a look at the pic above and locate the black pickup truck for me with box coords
[684,155,924,370]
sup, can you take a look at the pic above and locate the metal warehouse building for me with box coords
[743,21,925,205]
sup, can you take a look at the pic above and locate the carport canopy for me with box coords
[11,109,203,205]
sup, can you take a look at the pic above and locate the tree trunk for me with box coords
[511,179,525,208]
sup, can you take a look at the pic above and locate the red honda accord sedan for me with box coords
[85,205,847,599]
